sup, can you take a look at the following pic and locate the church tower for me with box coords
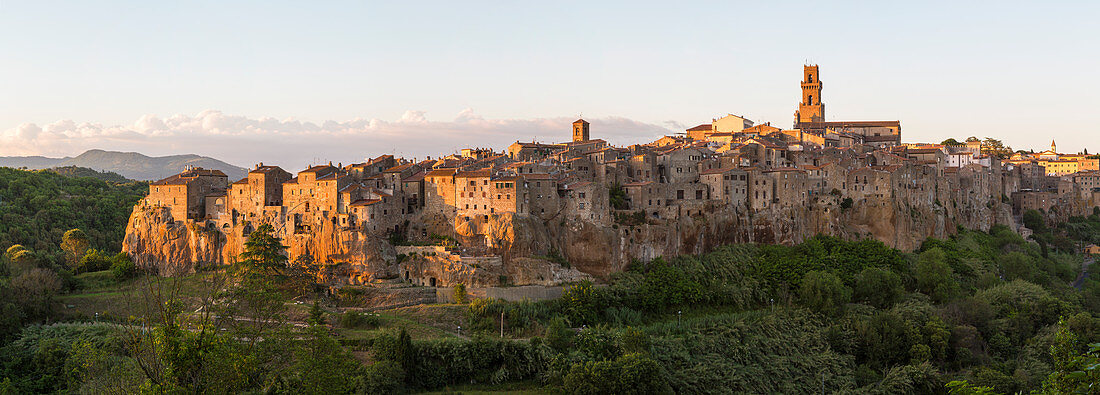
[797,65,825,124]
[1050,139,1057,153]
[572,119,590,142]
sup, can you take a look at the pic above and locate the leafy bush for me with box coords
[563,352,670,394]
[109,253,136,281]
[799,270,850,316]
[405,336,551,389]
[453,283,468,304]
[340,311,380,329]
[75,249,111,274]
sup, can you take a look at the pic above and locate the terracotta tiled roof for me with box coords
[425,169,457,177]
[403,171,425,183]
[455,169,491,178]
[383,163,414,173]
[523,173,555,180]
[763,167,806,174]
[700,166,738,175]
[349,198,382,207]
[151,168,227,185]
[301,164,336,174]
[686,124,713,132]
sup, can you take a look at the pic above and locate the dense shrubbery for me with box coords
[464,231,1100,393]
[340,311,381,329]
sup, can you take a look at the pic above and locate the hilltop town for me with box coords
[123,66,1100,288]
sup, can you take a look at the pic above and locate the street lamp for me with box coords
[677,310,681,327]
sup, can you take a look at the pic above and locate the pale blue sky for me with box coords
[1,1,1098,165]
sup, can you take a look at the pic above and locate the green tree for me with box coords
[562,280,600,325]
[609,182,628,210]
[942,138,963,146]
[1042,318,1100,393]
[1022,209,1045,232]
[237,224,289,278]
[798,270,850,316]
[11,268,62,321]
[373,329,415,381]
[220,224,292,351]
[307,301,325,326]
[59,229,90,270]
[853,266,903,309]
[109,253,137,281]
[981,137,1013,159]
[76,249,111,273]
[915,248,958,302]
[545,316,575,352]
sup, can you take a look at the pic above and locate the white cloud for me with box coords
[0,110,672,171]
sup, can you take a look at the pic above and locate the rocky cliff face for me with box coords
[123,191,1025,284]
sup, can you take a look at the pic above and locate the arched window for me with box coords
[808,74,813,83]
[808,95,813,105]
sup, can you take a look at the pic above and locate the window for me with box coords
[677,190,684,199]
[807,74,813,83]
[808,94,813,104]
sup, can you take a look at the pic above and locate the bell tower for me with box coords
[572,119,590,142]
[797,65,825,124]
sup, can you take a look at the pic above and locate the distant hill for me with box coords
[0,149,248,181]
[47,166,133,183]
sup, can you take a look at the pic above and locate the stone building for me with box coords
[525,173,560,217]
[282,164,346,226]
[659,146,706,184]
[560,181,609,225]
[847,167,892,201]
[764,168,809,208]
[455,169,493,219]
[1012,191,1057,214]
[227,164,292,221]
[699,167,748,210]
[424,168,458,217]
[146,166,228,221]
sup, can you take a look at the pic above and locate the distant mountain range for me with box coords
[0,149,248,181]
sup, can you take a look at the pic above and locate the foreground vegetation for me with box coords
[1,200,1100,392]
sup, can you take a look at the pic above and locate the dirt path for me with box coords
[1073,257,1095,289]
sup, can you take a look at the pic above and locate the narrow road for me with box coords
[1073,257,1095,289]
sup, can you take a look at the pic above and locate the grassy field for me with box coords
[417,380,551,394]
[330,304,468,341]
[56,271,471,341]
[56,270,220,323]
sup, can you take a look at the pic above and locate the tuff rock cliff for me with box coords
[123,190,1021,285]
